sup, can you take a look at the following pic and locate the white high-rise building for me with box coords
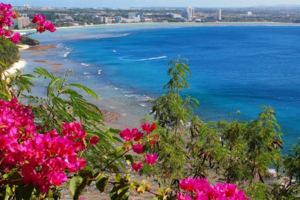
[16,14,30,29]
[186,7,194,21]
[23,4,30,9]
[218,9,222,21]
[128,12,137,19]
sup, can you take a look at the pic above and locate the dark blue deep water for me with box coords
[29,25,300,148]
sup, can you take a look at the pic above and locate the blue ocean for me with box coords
[23,24,300,149]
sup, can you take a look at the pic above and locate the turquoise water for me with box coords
[24,24,300,148]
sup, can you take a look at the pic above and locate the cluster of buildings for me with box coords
[14,14,31,29]
[96,12,152,24]
[14,5,229,29]
[183,7,222,22]
[15,5,300,29]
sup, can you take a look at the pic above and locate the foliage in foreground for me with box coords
[150,58,300,199]
[0,44,251,200]
[1,2,300,199]
[0,40,299,200]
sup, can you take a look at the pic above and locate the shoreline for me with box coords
[4,59,27,76]
[18,21,300,33]
[4,45,29,76]
[18,45,129,128]
[17,44,30,51]
[18,25,300,146]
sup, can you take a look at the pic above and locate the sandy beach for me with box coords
[3,59,27,77]
[18,44,30,51]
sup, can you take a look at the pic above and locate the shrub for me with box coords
[0,38,19,69]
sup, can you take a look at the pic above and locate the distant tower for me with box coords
[186,7,194,21]
[218,9,222,21]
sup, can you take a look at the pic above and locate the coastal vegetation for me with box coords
[0,2,300,200]
[21,36,40,46]
[149,57,300,199]
[0,38,19,70]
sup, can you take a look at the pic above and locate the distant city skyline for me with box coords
[5,0,300,8]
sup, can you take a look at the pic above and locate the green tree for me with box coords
[244,107,282,183]
[151,59,197,189]
[284,140,300,183]
[216,121,249,182]
[152,58,198,129]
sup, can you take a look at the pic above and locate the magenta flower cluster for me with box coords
[0,2,56,44]
[0,99,87,193]
[119,122,159,172]
[32,14,56,33]
[0,3,20,43]
[177,178,248,200]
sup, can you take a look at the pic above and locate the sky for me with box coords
[5,0,300,8]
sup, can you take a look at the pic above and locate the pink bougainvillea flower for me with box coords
[181,178,212,194]
[10,32,21,43]
[32,14,45,25]
[62,122,86,139]
[43,20,56,32]
[1,5,56,43]
[149,134,159,147]
[177,177,248,200]
[177,193,192,200]
[32,14,56,33]
[48,171,67,186]
[0,3,22,42]
[179,178,198,192]
[89,136,99,146]
[0,99,87,193]
[195,191,210,200]
[132,161,143,172]
[119,128,133,141]
[36,25,46,33]
[132,143,144,154]
[141,122,156,135]
[145,153,158,165]
[213,183,248,199]
[4,29,11,37]
[150,123,156,131]
[132,128,143,141]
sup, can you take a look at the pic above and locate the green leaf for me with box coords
[124,155,134,163]
[110,184,130,200]
[68,83,98,99]
[69,176,83,199]
[108,128,121,134]
[15,185,34,200]
[79,166,94,178]
[96,176,109,193]
[34,67,55,79]
[4,185,13,200]
[47,77,61,97]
